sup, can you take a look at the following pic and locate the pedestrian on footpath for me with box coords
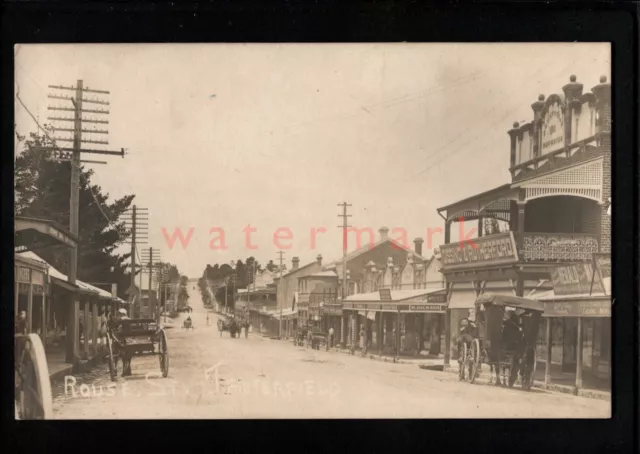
[328,326,335,349]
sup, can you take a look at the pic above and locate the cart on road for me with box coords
[106,318,169,381]
[466,293,544,390]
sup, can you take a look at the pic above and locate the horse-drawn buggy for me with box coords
[14,332,52,419]
[217,316,241,338]
[458,293,543,390]
[105,318,169,380]
[294,325,308,347]
[310,328,328,351]
[182,317,195,331]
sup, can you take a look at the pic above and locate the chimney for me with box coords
[292,257,300,270]
[316,254,323,266]
[379,227,389,240]
[413,237,424,256]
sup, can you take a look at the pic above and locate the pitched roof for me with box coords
[324,237,430,270]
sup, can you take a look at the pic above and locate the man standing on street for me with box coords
[328,326,335,349]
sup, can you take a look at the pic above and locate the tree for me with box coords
[265,260,278,273]
[15,129,134,299]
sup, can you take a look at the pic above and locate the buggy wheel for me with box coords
[158,330,169,378]
[15,334,53,420]
[106,333,119,382]
[458,342,468,381]
[469,339,481,384]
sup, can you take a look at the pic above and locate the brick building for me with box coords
[436,74,611,391]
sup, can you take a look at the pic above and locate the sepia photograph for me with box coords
[14,43,612,419]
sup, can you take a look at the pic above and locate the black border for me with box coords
[2,2,638,453]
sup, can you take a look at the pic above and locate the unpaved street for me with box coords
[52,288,610,419]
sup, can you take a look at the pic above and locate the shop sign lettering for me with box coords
[545,299,610,317]
[407,304,446,313]
[541,101,565,153]
[551,263,604,295]
[48,225,75,247]
[17,266,31,283]
[380,304,398,311]
[440,232,518,269]
[593,253,611,279]
[426,293,447,303]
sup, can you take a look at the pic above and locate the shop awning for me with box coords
[447,290,477,310]
[15,216,78,252]
[345,287,446,303]
[476,293,545,312]
[16,251,127,304]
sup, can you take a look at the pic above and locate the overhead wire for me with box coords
[409,56,581,179]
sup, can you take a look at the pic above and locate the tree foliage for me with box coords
[198,257,263,310]
[15,129,135,299]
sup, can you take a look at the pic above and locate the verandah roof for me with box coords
[436,183,521,223]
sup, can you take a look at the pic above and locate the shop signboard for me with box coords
[380,304,399,312]
[426,292,447,303]
[541,99,565,154]
[406,304,446,313]
[379,288,392,301]
[47,224,76,248]
[593,253,610,279]
[551,263,604,295]
[16,266,31,283]
[440,232,519,270]
[543,299,611,317]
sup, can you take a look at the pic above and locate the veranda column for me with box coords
[575,317,584,392]
[42,285,47,347]
[545,317,552,388]
[395,308,401,359]
[84,299,90,358]
[516,202,527,296]
[27,272,34,333]
[91,300,98,355]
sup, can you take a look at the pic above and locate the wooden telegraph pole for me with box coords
[277,251,285,339]
[141,247,161,321]
[42,81,125,362]
[338,202,352,348]
[121,206,148,318]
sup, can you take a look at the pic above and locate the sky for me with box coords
[14,43,610,278]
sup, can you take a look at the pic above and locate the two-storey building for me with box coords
[436,74,611,391]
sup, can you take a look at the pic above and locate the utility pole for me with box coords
[121,206,148,318]
[277,251,285,339]
[141,247,161,321]
[43,81,125,363]
[337,202,352,300]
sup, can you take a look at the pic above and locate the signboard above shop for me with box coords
[551,263,604,295]
[440,232,519,271]
[541,99,565,154]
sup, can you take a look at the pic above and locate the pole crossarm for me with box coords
[29,146,125,157]
[52,138,109,145]
[52,127,108,134]
[48,106,109,114]
[48,117,109,124]
[49,84,110,95]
